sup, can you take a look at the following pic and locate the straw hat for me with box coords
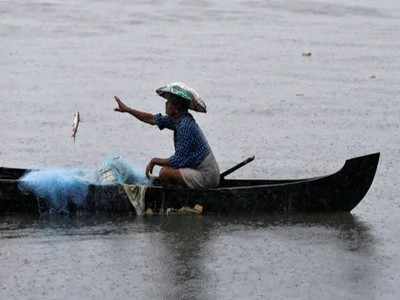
[156,82,207,113]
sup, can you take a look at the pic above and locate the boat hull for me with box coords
[0,153,380,215]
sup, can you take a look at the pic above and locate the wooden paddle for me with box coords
[220,155,255,180]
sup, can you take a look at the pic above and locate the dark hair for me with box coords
[168,94,190,113]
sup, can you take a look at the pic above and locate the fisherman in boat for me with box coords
[113,82,220,189]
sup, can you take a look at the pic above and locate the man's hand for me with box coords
[146,158,157,178]
[113,96,156,125]
[114,96,130,113]
[146,158,171,178]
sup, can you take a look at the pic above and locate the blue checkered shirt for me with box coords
[154,113,211,169]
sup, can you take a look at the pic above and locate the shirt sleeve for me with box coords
[154,113,175,130]
[168,122,194,169]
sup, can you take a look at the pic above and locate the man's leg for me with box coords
[158,167,187,187]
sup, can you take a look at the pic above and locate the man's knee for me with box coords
[159,167,173,183]
[158,167,185,186]
[159,167,168,180]
[159,168,165,180]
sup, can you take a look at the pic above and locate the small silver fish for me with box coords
[71,112,80,143]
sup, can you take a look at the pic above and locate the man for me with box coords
[113,87,220,189]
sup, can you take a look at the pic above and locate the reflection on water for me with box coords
[0,213,378,299]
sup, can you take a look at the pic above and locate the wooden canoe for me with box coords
[0,152,379,215]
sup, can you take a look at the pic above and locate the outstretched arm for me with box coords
[114,96,156,125]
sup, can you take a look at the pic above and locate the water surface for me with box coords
[1,0,400,299]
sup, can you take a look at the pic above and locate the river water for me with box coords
[0,0,399,299]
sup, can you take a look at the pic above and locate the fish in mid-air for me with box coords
[71,112,80,143]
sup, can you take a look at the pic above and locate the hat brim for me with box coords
[156,89,207,113]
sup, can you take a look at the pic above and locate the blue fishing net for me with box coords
[19,169,91,214]
[18,156,150,214]
[96,156,149,185]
